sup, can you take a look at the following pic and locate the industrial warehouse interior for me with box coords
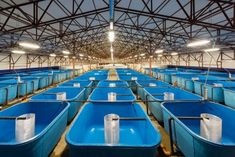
[0,0,235,157]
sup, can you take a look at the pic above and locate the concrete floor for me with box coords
[50,69,182,157]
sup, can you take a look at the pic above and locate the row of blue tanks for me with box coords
[1,67,235,157]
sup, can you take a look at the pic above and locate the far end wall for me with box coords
[129,50,235,69]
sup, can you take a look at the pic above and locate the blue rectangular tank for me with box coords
[144,87,202,122]
[0,101,69,157]
[152,70,159,78]
[29,74,52,89]
[30,87,84,122]
[97,80,129,87]
[0,83,18,105]
[136,80,171,101]
[162,101,235,157]
[158,70,178,83]
[0,78,39,97]
[205,71,229,78]
[171,73,197,85]
[88,87,136,103]
[117,74,154,92]
[194,80,235,103]
[178,75,226,92]
[224,87,235,108]
[74,74,108,86]
[21,77,39,92]
[52,71,67,83]
[66,102,161,157]
[58,80,93,100]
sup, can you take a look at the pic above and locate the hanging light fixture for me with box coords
[19,41,40,49]
[50,53,56,57]
[108,31,115,43]
[108,0,115,43]
[11,49,25,54]
[187,40,210,47]
[204,48,220,52]
[64,55,68,58]
[155,49,164,54]
[110,46,114,52]
[79,53,84,57]
[62,50,70,54]
[110,21,114,30]
[171,52,178,56]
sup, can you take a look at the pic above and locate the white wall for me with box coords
[0,53,54,69]
[0,53,11,69]
[138,51,235,69]
[1,51,234,71]
[0,53,93,70]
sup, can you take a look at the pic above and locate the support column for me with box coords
[72,58,75,77]
[149,56,152,77]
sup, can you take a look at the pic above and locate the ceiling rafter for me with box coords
[0,0,234,59]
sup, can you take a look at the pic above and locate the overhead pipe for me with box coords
[109,0,114,22]
[109,0,115,63]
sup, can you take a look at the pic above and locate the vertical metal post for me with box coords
[72,58,75,77]
[149,56,152,77]
[9,54,12,70]
[149,38,153,77]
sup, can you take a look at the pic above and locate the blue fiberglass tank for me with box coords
[40,70,65,84]
[117,74,155,93]
[83,70,109,79]
[116,68,137,74]
[74,69,81,76]
[136,80,171,101]
[29,74,52,89]
[0,83,18,105]
[152,69,162,78]
[62,70,73,79]
[116,70,141,76]
[66,103,161,157]
[205,71,229,78]
[158,70,179,83]
[0,101,69,157]
[30,87,84,122]
[19,77,39,92]
[3,73,31,77]
[183,69,202,73]
[117,73,153,81]
[144,68,151,75]
[162,101,235,157]
[52,71,67,83]
[171,73,198,85]
[88,87,136,104]
[223,87,235,108]
[178,75,227,92]
[145,68,161,75]
[97,80,129,87]
[194,80,235,103]
[144,68,160,75]
[89,69,109,75]
[74,72,108,86]
[0,77,39,97]
[58,80,93,100]
[144,87,202,122]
